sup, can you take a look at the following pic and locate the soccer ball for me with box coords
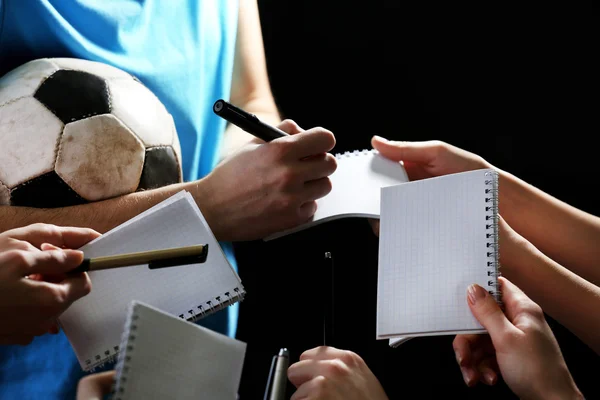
[0,58,182,208]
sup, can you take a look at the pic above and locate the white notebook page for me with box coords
[265,149,409,240]
[59,192,244,371]
[113,301,246,400]
[377,170,496,338]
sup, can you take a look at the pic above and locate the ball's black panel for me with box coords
[11,171,88,208]
[34,70,111,124]
[137,146,181,191]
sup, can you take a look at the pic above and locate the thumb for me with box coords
[277,119,305,135]
[27,249,84,275]
[371,136,439,164]
[467,284,514,341]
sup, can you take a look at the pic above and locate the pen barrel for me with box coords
[269,356,289,400]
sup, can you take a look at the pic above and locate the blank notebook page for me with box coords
[113,301,246,400]
[59,191,244,371]
[377,169,496,338]
[265,149,409,240]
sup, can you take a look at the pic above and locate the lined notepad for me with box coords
[59,191,244,371]
[112,301,246,400]
[265,149,409,240]
[376,170,500,340]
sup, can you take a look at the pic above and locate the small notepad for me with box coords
[265,149,409,240]
[112,301,246,400]
[59,191,245,371]
[376,169,500,340]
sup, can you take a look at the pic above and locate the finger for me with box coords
[299,346,345,362]
[301,177,332,203]
[41,243,62,251]
[453,335,476,367]
[288,359,321,388]
[290,376,327,400]
[467,283,516,340]
[477,357,499,386]
[497,276,539,322]
[22,249,84,276]
[459,365,479,387]
[295,153,337,182]
[297,201,317,222]
[287,128,336,159]
[277,119,305,135]
[77,370,117,400]
[368,219,380,236]
[371,136,441,164]
[52,272,92,309]
[7,224,100,249]
[0,334,35,346]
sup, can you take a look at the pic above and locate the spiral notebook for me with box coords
[58,191,245,371]
[112,301,246,400]
[265,149,409,240]
[376,169,500,340]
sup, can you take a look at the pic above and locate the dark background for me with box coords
[235,2,598,399]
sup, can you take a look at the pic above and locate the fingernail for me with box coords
[467,284,486,305]
[454,350,462,366]
[460,367,473,386]
[483,370,496,385]
[372,135,387,142]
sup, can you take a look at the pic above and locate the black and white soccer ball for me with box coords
[0,58,182,208]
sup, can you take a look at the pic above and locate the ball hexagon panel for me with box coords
[108,78,174,147]
[56,114,145,201]
[10,171,87,208]
[0,97,64,188]
[0,59,58,106]
[0,182,9,206]
[137,146,181,191]
[34,70,111,124]
[51,58,133,80]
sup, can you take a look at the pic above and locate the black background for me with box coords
[235,2,599,399]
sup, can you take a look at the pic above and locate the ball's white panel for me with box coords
[0,183,9,205]
[108,78,174,146]
[50,58,132,80]
[56,114,145,201]
[0,97,63,188]
[0,59,58,106]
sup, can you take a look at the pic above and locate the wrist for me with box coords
[188,176,226,241]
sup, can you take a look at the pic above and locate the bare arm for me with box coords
[220,0,281,160]
[498,168,600,286]
[500,218,600,355]
[0,181,206,235]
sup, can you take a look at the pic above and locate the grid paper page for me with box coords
[59,192,244,370]
[113,301,246,400]
[265,149,409,240]
[376,169,495,338]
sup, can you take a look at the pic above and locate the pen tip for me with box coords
[279,348,289,357]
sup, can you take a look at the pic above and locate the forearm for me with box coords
[0,181,201,235]
[502,237,600,355]
[497,167,600,285]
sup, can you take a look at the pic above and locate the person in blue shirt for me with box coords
[0,0,337,398]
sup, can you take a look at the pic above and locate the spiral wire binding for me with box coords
[334,148,376,159]
[112,302,140,400]
[484,170,502,306]
[84,285,245,373]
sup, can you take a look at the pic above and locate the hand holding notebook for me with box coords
[376,169,500,342]
[59,191,245,371]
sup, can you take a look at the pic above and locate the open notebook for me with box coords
[265,149,409,240]
[59,191,245,371]
[376,169,501,342]
[112,301,246,400]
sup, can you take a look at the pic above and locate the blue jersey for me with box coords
[0,0,239,398]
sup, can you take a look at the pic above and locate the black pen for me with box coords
[264,348,289,400]
[213,99,289,142]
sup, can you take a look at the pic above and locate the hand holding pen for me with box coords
[205,100,338,241]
